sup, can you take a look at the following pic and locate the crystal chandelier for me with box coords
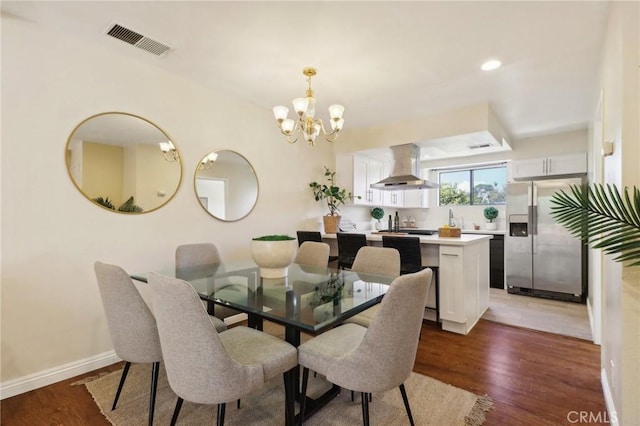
[273,67,345,146]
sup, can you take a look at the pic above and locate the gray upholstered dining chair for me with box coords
[344,246,401,328]
[175,243,240,321]
[298,268,433,426]
[94,261,163,426]
[296,231,339,265]
[147,272,298,426]
[294,241,330,268]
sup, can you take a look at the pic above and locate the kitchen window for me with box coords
[438,165,506,206]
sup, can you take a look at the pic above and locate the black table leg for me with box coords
[285,326,341,423]
[247,313,263,331]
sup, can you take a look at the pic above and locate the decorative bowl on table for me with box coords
[250,235,298,278]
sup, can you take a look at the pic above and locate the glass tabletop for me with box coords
[133,261,393,334]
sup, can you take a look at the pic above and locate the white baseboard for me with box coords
[0,350,120,400]
[601,368,619,426]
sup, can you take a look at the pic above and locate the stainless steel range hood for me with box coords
[370,143,439,190]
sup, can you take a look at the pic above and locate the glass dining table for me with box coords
[131,260,394,422]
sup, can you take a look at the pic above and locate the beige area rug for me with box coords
[84,363,492,425]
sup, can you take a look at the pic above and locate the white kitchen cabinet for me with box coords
[353,155,384,206]
[323,233,491,335]
[438,240,490,335]
[511,152,587,180]
[381,161,402,207]
[383,188,403,207]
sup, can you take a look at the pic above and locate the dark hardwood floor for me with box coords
[1,319,606,425]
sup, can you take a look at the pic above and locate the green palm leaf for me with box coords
[550,184,640,266]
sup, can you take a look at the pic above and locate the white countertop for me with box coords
[381,227,505,236]
[323,231,492,246]
[458,229,505,236]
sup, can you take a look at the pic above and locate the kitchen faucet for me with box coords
[448,208,456,227]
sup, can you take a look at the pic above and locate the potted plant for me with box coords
[484,206,499,230]
[371,207,385,230]
[250,235,298,278]
[309,166,359,234]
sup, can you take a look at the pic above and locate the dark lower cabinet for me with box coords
[489,235,505,289]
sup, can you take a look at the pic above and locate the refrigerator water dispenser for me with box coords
[508,214,528,237]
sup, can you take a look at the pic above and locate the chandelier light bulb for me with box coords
[328,104,344,120]
[158,140,179,162]
[281,118,295,134]
[273,106,288,122]
[292,98,308,115]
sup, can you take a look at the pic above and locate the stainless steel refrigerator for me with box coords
[505,178,586,302]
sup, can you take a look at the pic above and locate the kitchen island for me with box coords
[322,231,492,335]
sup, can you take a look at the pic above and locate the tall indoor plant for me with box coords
[309,166,358,233]
[550,184,640,267]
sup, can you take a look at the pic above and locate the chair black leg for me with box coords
[360,392,370,426]
[299,368,310,425]
[283,369,295,426]
[399,384,414,426]
[148,362,160,426]
[170,398,183,426]
[237,399,241,409]
[217,403,226,426]
[112,361,131,410]
[351,391,371,403]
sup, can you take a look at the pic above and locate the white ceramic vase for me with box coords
[250,239,298,278]
[485,222,497,231]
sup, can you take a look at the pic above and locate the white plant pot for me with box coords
[485,222,497,231]
[250,239,298,278]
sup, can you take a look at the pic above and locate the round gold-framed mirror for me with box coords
[65,112,182,214]
[194,150,259,221]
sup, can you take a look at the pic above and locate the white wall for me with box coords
[0,15,334,385]
[596,2,640,424]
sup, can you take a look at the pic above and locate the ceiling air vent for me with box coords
[106,24,170,56]
[468,143,493,150]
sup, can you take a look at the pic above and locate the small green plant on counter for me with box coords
[484,207,499,223]
[371,207,385,223]
[252,235,296,241]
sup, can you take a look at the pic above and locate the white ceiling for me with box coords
[2,1,610,144]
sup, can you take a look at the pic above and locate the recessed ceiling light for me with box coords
[481,60,501,71]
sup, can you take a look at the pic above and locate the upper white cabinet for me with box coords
[353,155,384,206]
[511,152,587,180]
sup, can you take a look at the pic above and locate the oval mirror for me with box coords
[194,150,259,221]
[65,112,182,214]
